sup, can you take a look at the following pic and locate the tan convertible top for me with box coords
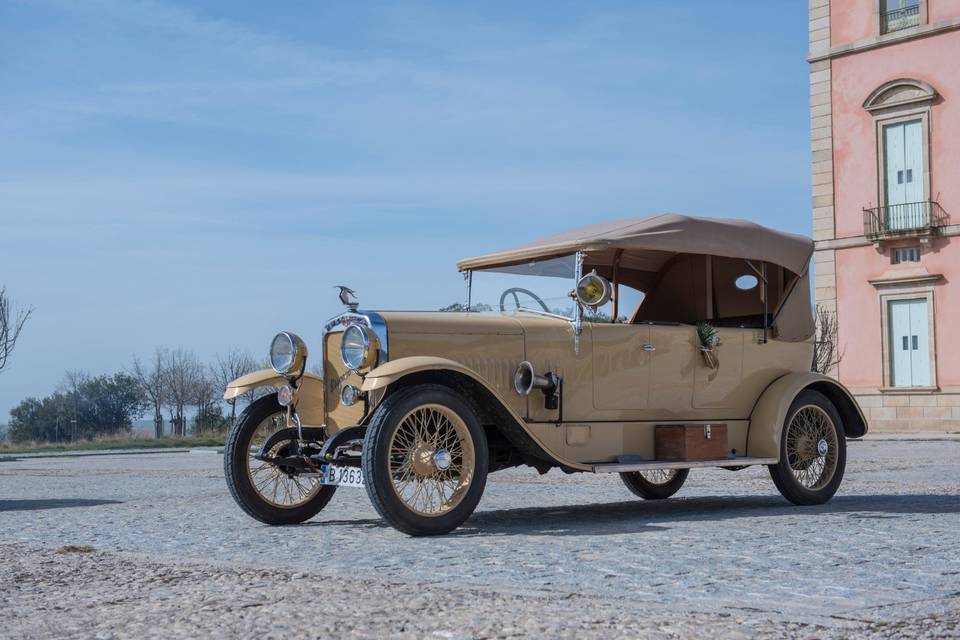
[457,213,813,276]
[458,214,815,342]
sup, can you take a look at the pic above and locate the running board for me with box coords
[592,457,778,473]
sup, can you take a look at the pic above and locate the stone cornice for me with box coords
[807,18,960,63]
[814,224,960,251]
[868,273,943,287]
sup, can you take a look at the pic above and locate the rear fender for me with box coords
[223,368,326,426]
[747,372,868,459]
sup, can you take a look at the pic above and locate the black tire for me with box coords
[363,384,488,536]
[620,469,689,500]
[224,394,336,525]
[768,389,846,506]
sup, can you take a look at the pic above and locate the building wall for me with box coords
[832,31,960,238]
[831,0,960,44]
[835,243,960,385]
[810,0,960,432]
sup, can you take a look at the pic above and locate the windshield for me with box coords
[469,255,578,318]
[467,255,642,321]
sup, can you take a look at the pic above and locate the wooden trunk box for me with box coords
[655,424,729,461]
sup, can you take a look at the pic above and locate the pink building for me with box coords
[809,0,960,431]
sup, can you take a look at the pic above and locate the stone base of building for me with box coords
[852,390,960,433]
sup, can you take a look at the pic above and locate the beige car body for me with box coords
[226,310,866,473]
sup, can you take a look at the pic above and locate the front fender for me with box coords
[223,369,326,426]
[361,356,591,472]
[361,357,502,393]
[747,372,868,458]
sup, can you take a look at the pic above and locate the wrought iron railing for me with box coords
[881,4,921,34]
[863,200,949,239]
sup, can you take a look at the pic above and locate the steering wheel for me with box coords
[499,287,550,313]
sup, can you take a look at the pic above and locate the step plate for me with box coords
[592,457,778,473]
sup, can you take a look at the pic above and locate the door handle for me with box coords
[641,343,656,352]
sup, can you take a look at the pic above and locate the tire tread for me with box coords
[224,395,335,525]
[620,469,689,500]
[768,389,846,506]
[362,384,488,536]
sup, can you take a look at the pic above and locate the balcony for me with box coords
[863,201,949,241]
[881,4,921,34]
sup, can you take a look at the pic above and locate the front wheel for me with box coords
[363,384,488,536]
[769,389,846,505]
[224,395,336,525]
[620,468,689,499]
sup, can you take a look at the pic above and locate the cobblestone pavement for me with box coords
[1,439,958,638]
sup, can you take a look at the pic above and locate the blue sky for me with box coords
[0,0,811,419]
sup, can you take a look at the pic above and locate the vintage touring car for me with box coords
[223,214,867,536]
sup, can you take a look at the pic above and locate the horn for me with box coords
[514,361,557,396]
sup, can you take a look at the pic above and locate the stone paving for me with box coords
[1,439,958,638]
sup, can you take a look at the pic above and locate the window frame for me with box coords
[891,246,921,264]
[877,285,938,391]
[876,0,926,36]
[874,110,931,210]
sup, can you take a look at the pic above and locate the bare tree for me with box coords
[193,368,221,433]
[212,348,259,427]
[131,349,167,438]
[163,348,201,437]
[59,370,91,441]
[0,287,33,374]
[812,304,844,376]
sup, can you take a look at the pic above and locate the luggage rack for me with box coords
[592,456,778,473]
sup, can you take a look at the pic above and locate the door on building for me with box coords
[888,298,930,387]
[883,119,924,230]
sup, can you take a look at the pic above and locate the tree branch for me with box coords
[0,286,33,374]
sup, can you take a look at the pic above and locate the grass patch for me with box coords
[57,545,96,554]
[0,434,226,454]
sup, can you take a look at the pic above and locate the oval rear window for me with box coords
[735,274,758,290]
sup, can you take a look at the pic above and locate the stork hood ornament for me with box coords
[335,285,359,311]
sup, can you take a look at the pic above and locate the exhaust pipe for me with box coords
[514,361,561,411]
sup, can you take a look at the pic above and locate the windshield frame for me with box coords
[461,250,588,351]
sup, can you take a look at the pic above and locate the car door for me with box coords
[591,322,652,411]
[647,323,695,415]
[693,327,744,409]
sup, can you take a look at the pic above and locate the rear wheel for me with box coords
[363,385,488,536]
[224,395,336,525]
[769,389,846,506]
[620,468,689,500]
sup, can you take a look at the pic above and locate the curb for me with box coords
[856,433,960,443]
[0,447,223,461]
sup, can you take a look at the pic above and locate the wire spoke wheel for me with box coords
[620,467,688,500]
[246,412,321,509]
[638,469,677,485]
[784,404,839,491]
[225,395,335,526]
[387,404,476,517]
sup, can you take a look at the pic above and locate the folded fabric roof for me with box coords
[457,213,814,277]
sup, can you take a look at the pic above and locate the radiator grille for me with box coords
[323,331,366,431]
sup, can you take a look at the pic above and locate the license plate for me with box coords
[319,464,365,488]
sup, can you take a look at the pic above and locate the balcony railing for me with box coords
[863,200,949,240]
[881,4,921,34]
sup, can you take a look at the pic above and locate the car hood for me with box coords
[376,311,568,335]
